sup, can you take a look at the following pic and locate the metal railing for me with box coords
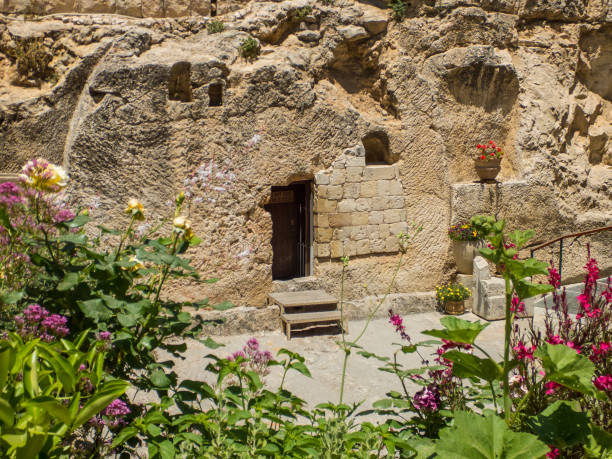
[528,225,612,280]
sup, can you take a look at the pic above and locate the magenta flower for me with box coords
[510,295,525,314]
[413,386,440,412]
[594,375,612,391]
[16,304,69,342]
[547,267,561,289]
[545,381,561,395]
[546,446,560,459]
[513,342,535,360]
[388,309,410,341]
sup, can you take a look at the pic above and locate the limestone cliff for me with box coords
[1,0,611,307]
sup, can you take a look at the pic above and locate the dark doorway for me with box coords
[208,83,223,106]
[266,181,312,280]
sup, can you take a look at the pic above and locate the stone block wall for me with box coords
[312,145,407,259]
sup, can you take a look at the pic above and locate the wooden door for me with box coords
[267,182,311,280]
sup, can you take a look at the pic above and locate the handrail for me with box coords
[529,225,612,280]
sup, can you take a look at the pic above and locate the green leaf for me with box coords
[0,346,12,388]
[0,397,15,426]
[514,279,553,301]
[507,229,535,249]
[527,401,590,448]
[57,272,79,291]
[0,290,23,305]
[29,396,71,425]
[535,343,598,396]
[585,425,612,458]
[211,301,234,311]
[198,337,224,349]
[422,316,489,344]
[436,411,549,459]
[150,369,171,389]
[78,299,113,321]
[58,233,87,245]
[443,351,502,382]
[73,380,128,428]
[0,207,14,233]
[111,426,139,447]
[63,214,90,228]
[290,361,312,378]
[505,257,550,280]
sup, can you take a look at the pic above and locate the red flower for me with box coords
[497,147,501,152]
[489,140,494,144]
[490,153,495,156]
[477,144,482,149]
[481,155,485,160]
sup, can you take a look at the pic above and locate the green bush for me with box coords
[388,0,407,21]
[9,39,55,84]
[207,19,225,34]
[239,36,260,60]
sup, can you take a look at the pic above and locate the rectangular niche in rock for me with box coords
[208,82,223,106]
[168,62,192,102]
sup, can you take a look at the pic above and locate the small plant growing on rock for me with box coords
[294,6,313,21]
[8,38,55,86]
[207,19,225,34]
[388,0,407,21]
[239,36,260,60]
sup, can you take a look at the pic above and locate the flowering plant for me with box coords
[448,222,479,241]
[475,140,503,161]
[436,283,471,303]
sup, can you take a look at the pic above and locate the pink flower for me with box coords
[388,309,410,341]
[413,386,440,412]
[546,335,563,345]
[510,295,525,314]
[513,342,535,360]
[545,381,561,395]
[565,341,581,354]
[546,446,560,459]
[547,268,561,289]
[594,375,612,391]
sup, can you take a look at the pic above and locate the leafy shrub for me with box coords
[294,6,312,20]
[207,19,225,34]
[239,36,260,60]
[8,39,55,85]
[388,0,407,21]
[0,329,128,457]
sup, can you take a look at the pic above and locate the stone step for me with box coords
[268,290,337,309]
[281,310,342,324]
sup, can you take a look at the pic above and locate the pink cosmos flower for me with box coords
[594,375,612,391]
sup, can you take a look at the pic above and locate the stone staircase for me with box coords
[268,290,347,340]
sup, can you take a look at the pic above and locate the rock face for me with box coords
[0,0,611,309]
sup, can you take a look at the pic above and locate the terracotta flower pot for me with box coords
[474,158,501,181]
[452,239,480,274]
[445,300,465,315]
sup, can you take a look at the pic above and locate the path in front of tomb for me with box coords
[159,310,546,421]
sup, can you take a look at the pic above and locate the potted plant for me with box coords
[436,283,471,315]
[474,140,503,181]
[448,222,481,274]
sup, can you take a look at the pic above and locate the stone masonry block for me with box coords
[363,165,396,180]
[314,172,330,185]
[327,186,343,200]
[314,213,329,227]
[389,221,408,235]
[350,225,368,241]
[329,213,353,227]
[315,227,333,242]
[366,224,382,239]
[334,227,351,240]
[386,196,405,209]
[330,170,346,185]
[371,197,386,211]
[346,167,363,182]
[383,209,406,224]
[333,159,346,169]
[317,185,330,199]
[378,180,404,196]
[370,239,386,252]
[330,240,343,258]
[368,211,384,224]
[345,155,365,167]
[473,277,506,320]
[316,243,330,258]
[344,241,357,256]
[379,224,391,238]
[385,235,400,252]
[355,198,371,212]
[356,239,370,255]
[315,198,337,213]
[352,212,369,226]
[456,274,473,310]
[359,181,378,198]
[343,183,360,199]
[337,199,356,213]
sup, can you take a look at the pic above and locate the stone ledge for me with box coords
[193,292,437,336]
